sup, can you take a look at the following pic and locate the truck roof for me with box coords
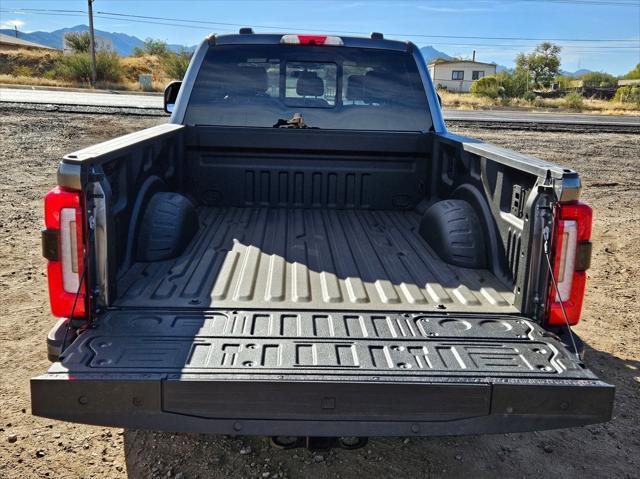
[210,31,412,52]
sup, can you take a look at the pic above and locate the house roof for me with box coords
[428,58,497,68]
[0,33,58,50]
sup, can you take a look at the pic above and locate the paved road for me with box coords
[443,109,640,126]
[0,87,162,109]
[2,87,639,126]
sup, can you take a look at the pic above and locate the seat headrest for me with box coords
[236,65,268,95]
[346,74,365,101]
[296,71,325,97]
[364,70,392,104]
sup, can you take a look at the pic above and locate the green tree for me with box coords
[133,38,170,57]
[621,63,640,80]
[64,31,91,54]
[515,42,562,89]
[579,71,616,87]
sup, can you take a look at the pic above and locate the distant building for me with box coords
[618,79,640,87]
[0,32,59,52]
[62,31,113,54]
[428,59,497,93]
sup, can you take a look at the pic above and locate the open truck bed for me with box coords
[32,33,614,438]
[116,207,517,312]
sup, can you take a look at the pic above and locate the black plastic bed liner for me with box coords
[116,207,517,313]
[31,310,614,436]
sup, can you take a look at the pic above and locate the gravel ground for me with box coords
[0,108,638,479]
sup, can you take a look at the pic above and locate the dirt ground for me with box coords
[0,108,638,479]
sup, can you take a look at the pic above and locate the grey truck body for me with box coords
[31,32,613,437]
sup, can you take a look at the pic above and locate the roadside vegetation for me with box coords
[0,35,191,92]
[456,42,640,114]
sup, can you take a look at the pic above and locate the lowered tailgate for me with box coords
[31,311,614,436]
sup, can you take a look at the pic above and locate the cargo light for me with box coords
[547,201,592,326]
[280,34,344,46]
[42,186,86,317]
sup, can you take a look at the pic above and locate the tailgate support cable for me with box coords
[60,249,88,356]
[543,212,580,361]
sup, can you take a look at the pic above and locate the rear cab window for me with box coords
[184,44,432,132]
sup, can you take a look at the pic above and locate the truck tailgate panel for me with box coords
[32,311,614,436]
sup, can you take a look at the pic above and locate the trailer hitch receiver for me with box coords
[270,436,368,451]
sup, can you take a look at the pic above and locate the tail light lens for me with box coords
[547,201,592,326]
[43,186,86,317]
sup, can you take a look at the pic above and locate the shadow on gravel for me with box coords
[122,343,639,479]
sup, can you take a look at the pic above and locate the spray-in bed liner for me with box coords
[116,207,517,312]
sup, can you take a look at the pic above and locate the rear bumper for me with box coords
[31,374,614,437]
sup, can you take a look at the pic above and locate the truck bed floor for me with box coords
[116,208,516,312]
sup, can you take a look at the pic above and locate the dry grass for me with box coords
[0,50,169,92]
[0,74,164,92]
[438,90,640,116]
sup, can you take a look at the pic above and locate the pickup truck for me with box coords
[31,30,614,442]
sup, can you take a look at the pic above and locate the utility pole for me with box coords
[87,0,97,86]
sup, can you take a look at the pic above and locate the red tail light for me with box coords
[280,34,343,46]
[547,201,592,326]
[43,187,86,317]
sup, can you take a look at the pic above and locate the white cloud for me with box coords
[0,19,25,29]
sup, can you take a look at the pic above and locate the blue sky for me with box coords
[1,0,639,74]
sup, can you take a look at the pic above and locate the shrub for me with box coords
[96,51,123,82]
[133,38,170,57]
[54,51,123,84]
[533,97,546,108]
[613,85,640,105]
[563,92,584,109]
[11,65,34,77]
[523,90,537,103]
[64,32,91,53]
[471,71,529,99]
[579,71,616,88]
[498,70,528,98]
[470,76,502,99]
[163,50,192,80]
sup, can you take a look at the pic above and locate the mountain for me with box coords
[0,25,193,56]
[3,26,513,71]
[559,68,593,77]
[419,46,452,63]
[572,69,592,77]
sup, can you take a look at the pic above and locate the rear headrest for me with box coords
[346,74,365,101]
[364,70,392,104]
[296,71,324,97]
[236,65,268,95]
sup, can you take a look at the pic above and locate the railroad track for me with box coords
[2,101,639,133]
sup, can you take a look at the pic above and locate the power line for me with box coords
[15,0,639,4]
[4,7,639,44]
